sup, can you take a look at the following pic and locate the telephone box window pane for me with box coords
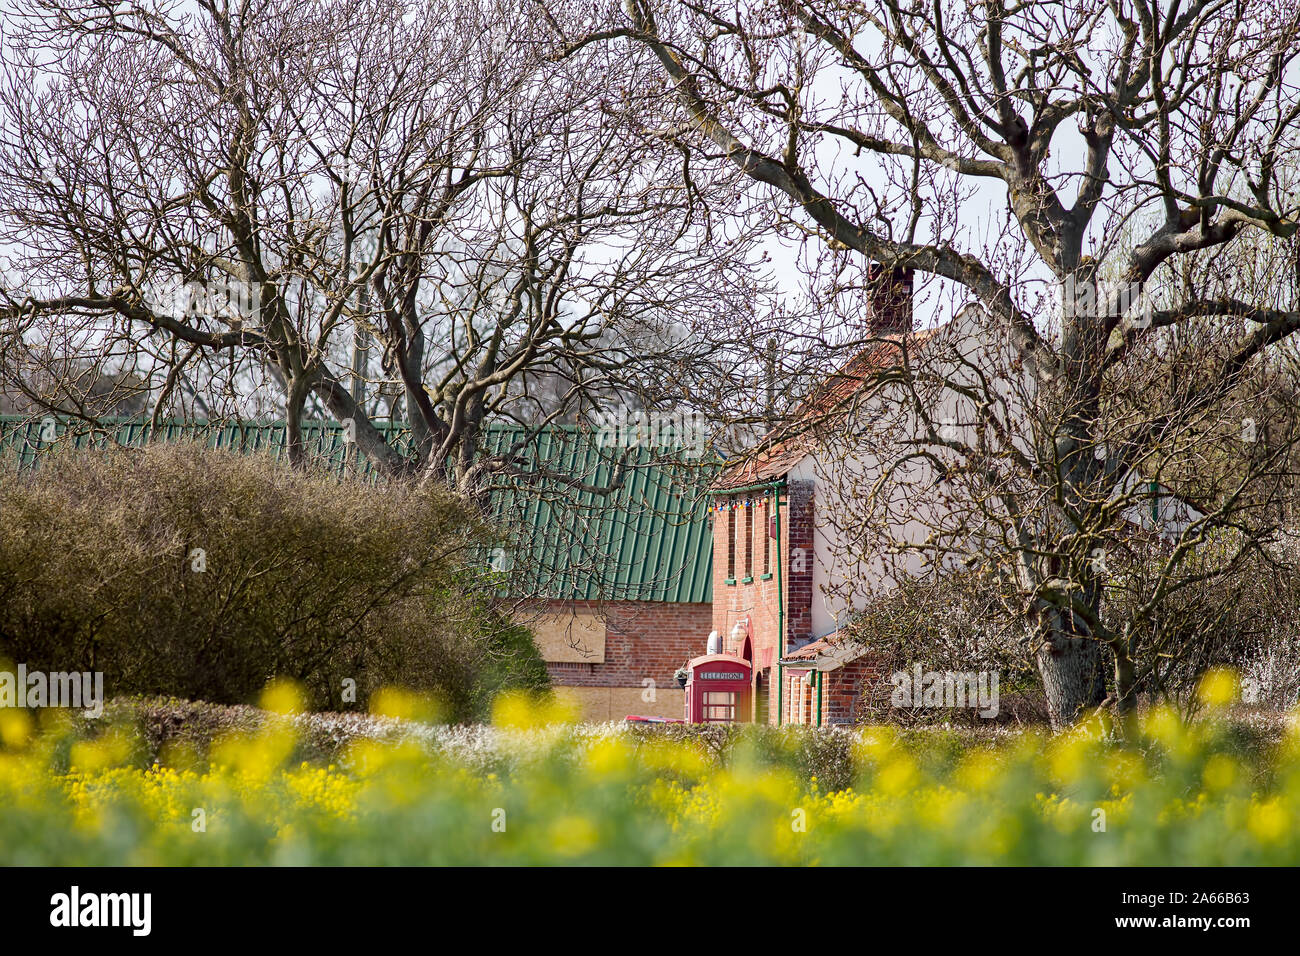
[703,691,736,723]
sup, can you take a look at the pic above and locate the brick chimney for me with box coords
[866,264,914,336]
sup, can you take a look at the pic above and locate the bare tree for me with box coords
[804,305,1298,725]
[546,0,1300,726]
[0,0,762,490]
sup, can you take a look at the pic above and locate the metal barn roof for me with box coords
[0,416,715,604]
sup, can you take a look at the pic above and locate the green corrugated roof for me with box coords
[0,415,715,604]
[479,424,715,603]
[0,416,413,474]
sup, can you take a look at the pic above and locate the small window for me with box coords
[762,498,771,575]
[726,504,736,579]
[744,503,753,579]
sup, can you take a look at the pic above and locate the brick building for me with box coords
[0,269,1196,728]
[699,268,918,726]
[699,269,1199,727]
[530,599,712,720]
[707,449,889,726]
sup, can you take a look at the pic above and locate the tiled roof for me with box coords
[779,631,869,670]
[710,442,810,491]
[782,636,840,660]
[714,329,941,490]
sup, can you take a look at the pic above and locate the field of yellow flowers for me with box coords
[0,672,1297,865]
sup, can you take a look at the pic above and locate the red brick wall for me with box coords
[710,480,815,724]
[784,480,815,646]
[775,655,887,726]
[539,599,713,691]
[822,656,887,725]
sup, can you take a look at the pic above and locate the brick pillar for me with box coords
[785,480,815,650]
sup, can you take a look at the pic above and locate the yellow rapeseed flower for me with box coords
[876,754,918,794]
[1202,754,1239,792]
[548,815,599,856]
[585,738,632,780]
[492,690,579,729]
[260,678,306,715]
[1197,667,1239,709]
[955,750,1000,792]
[1247,798,1289,844]
[0,709,33,750]
[1141,704,1184,748]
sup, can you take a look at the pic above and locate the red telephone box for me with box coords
[683,654,752,723]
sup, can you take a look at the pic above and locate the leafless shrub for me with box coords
[0,443,547,717]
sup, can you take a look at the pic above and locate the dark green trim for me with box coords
[707,478,788,496]
[776,662,784,727]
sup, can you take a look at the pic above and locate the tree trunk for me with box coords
[285,377,308,469]
[1113,647,1139,737]
[314,373,411,478]
[1035,618,1108,730]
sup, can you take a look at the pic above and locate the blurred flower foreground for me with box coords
[1,673,1297,865]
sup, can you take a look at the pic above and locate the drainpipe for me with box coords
[775,487,786,727]
[815,670,823,727]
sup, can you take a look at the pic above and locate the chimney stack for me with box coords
[866,264,914,336]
